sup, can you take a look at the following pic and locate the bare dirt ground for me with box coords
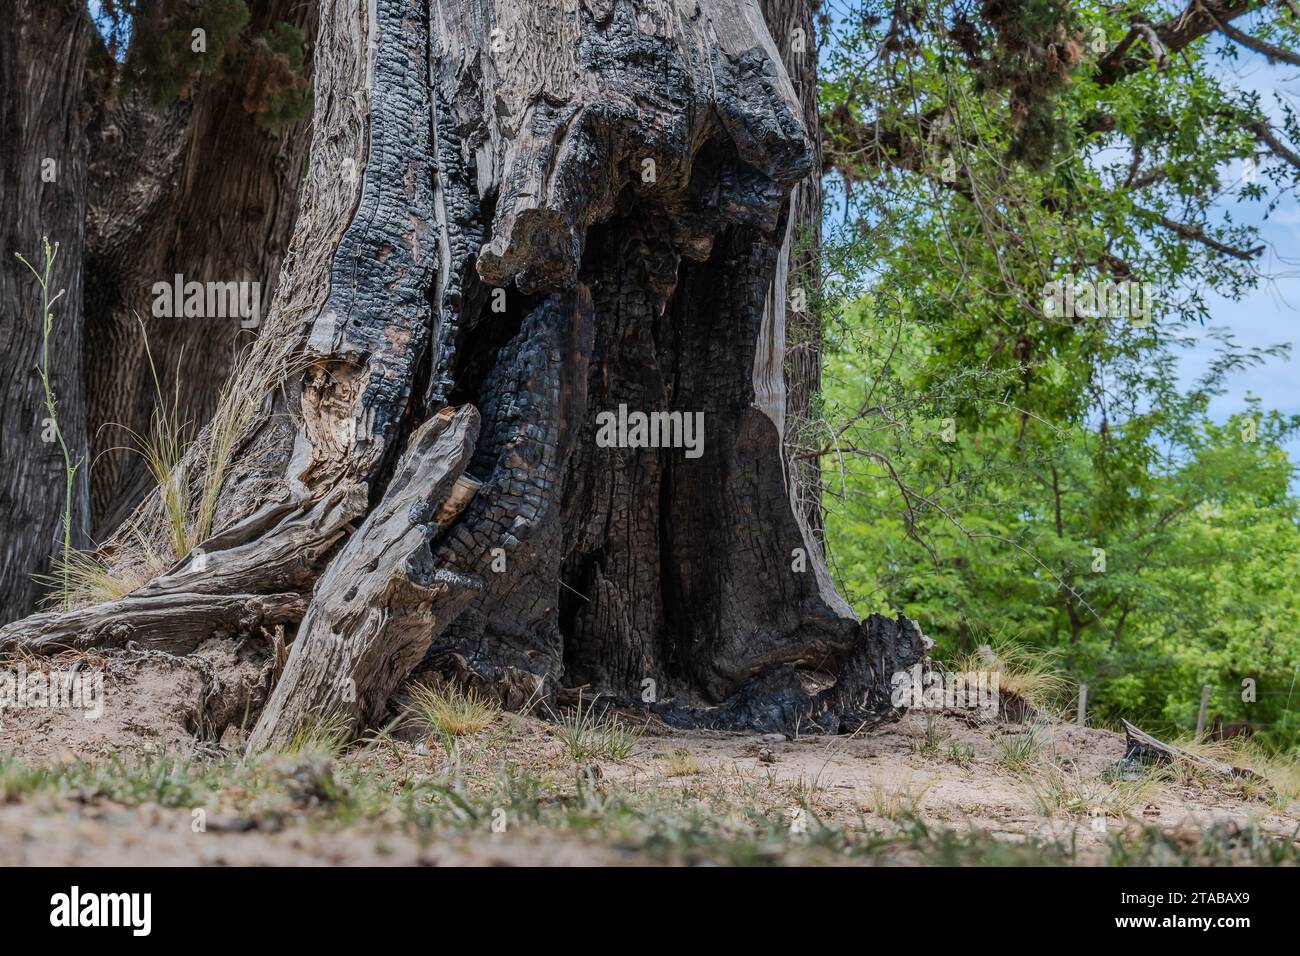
[1,655,1296,865]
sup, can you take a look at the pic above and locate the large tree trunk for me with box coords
[2,0,924,745]
[84,0,318,536]
[2,0,317,620]
[0,0,92,625]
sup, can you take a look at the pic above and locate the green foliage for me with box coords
[822,299,1300,746]
[92,0,311,131]
[817,2,1300,749]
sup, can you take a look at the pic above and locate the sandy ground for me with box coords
[1,655,1295,865]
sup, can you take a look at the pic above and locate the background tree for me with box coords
[1,2,92,623]
[814,0,1300,746]
[83,0,315,535]
[1,0,315,625]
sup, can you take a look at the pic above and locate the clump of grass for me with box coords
[1160,737,1244,789]
[58,328,305,609]
[284,710,353,758]
[125,320,194,559]
[947,741,975,768]
[408,682,498,745]
[193,343,292,544]
[1105,818,1300,867]
[1165,736,1288,805]
[552,693,644,763]
[868,778,934,821]
[45,548,135,609]
[664,748,702,777]
[0,758,57,803]
[911,716,946,755]
[995,725,1044,772]
[955,638,1070,720]
[44,521,169,609]
[34,316,190,610]
[1,753,210,808]
[1022,761,1157,820]
[1256,750,1300,812]
[76,753,209,807]
[124,328,297,558]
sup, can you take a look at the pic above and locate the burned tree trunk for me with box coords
[2,0,924,746]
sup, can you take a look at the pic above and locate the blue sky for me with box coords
[1180,47,1300,445]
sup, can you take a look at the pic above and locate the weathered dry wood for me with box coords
[0,484,363,652]
[154,483,368,596]
[247,405,480,750]
[0,592,305,656]
[1122,719,1266,782]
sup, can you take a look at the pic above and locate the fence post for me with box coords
[1076,684,1088,727]
[1196,685,1212,741]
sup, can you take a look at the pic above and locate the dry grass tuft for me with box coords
[409,682,499,744]
[284,710,354,758]
[43,522,169,610]
[551,692,644,763]
[1020,761,1158,821]
[955,639,1071,720]
[1171,737,1291,807]
[664,748,702,777]
[193,342,294,545]
[44,333,304,610]
[868,778,934,820]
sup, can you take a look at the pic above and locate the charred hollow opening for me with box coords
[445,273,538,420]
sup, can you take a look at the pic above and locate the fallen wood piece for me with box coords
[1121,719,1266,783]
[0,484,366,656]
[0,591,306,656]
[246,405,482,752]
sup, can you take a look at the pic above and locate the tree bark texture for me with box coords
[0,0,92,625]
[2,1,319,621]
[2,0,925,745]
[84,0,318,536]
[759,0,826,542]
